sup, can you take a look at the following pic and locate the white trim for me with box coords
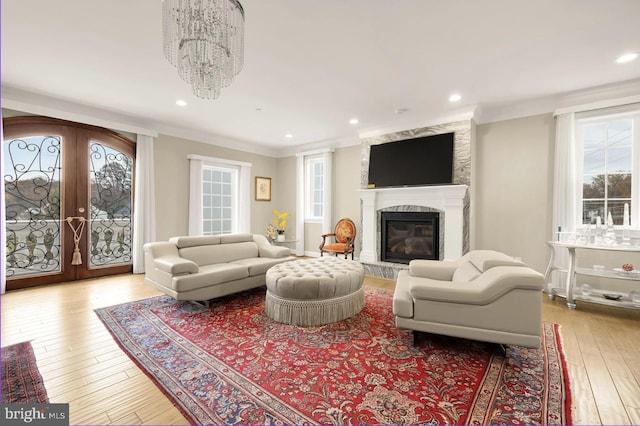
[187,154,251,168]
[295,147,335,158]
[295,155,305,256]
[554,95,640,117]
[322,150,333,235]
[188,159,204,235]
[188,155,252,235]
[2,90,158,137]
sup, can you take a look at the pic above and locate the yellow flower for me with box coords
[272,210,290,232]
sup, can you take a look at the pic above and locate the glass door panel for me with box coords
[4,135,62,278]
[88,142,133,268]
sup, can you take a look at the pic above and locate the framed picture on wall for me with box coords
[255,176,271,201]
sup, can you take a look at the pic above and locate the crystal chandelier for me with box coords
[162,0,245,99]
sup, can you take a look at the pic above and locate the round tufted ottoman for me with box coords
[265,257,365,326]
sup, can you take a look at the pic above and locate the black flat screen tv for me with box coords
[367,132,455,188]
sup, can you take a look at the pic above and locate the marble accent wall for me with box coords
[360,120,472,262]
[360,120,472,189]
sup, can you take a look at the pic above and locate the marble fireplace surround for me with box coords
[358,119,472,278]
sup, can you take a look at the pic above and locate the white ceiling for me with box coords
[2,0,640,156]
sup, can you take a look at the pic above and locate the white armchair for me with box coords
[393,250,544,348]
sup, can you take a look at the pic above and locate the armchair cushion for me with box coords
[409,259,458,280]
[467,249,524,272]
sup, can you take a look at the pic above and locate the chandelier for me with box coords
[162,0,245,99]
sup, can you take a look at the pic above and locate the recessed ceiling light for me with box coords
[616,52,638,63]
[176,100,187,107]
[449,94,461,102]
[285,133,293,139]
[395,108,408,115]
[349,118,359,125]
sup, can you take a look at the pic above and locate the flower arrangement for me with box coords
[272,210,289,234]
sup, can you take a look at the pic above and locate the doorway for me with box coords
[3,116,135,290]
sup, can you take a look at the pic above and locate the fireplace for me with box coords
[381,211,439,264]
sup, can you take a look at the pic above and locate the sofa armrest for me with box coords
[144,241,199,274]
[409,266,543,305]
[154,256,199,275]
[253,234,291,258]
[409,259,459,280]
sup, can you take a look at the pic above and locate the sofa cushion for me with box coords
[172,263,249,292]
[179,241,259,266]
[230,257,291,276]
[169,235,221,248]
[220,233,255,244]
[451,261,481,282]
[467,250,524,272]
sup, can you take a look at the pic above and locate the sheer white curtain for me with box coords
[1,117,6,294]
[551,112,578,289]
[132,134,156,274]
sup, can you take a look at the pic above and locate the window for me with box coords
[305,155,324,220]
[202,166,236,235]
[576,110,639,227]
[188,155,251,235]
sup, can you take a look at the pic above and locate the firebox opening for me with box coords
[381,211,439,264]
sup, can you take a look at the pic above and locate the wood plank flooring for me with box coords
[2,273,639,425]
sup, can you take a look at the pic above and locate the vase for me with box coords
[277,233,285,242]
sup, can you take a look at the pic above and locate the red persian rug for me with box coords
[1,341,49,403]
[96,287,572,425]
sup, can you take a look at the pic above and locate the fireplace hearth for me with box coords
[381,211,439,264]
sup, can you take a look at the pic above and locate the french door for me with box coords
[3,116,135,290]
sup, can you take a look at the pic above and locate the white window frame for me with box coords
[202,165,237,235]
[295,149,333,255]
[575,109,640,229]
[304,154,325,222]
[188,155,251,235]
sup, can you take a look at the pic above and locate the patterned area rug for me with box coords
[96,287,572,425]
[1,341,49,403]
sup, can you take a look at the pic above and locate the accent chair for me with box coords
[319,218,356,259]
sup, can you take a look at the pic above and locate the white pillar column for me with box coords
[358,190,377,262]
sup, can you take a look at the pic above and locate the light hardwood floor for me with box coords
[2,273,639,425]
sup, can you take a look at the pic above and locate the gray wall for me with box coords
[474,113,555,272]
[154,134,279,240]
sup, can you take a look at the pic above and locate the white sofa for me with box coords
[143,233,294,301]
[393,250,544,348]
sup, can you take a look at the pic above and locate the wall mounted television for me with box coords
[367,132,455,188]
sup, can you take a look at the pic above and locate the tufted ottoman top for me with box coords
[266,257,364,300]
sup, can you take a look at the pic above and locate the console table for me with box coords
[545,241,640,310]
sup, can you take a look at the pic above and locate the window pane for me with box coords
[212,170,221,181]
[608,173,631,198]
[583,175,605,199]
[203,221,212,233]
[583,200,604,224]
[222,172,231,183]
[223,183,231,196]
[204,169,212,181]
[583,149,605,175]
[583,123,605,149]
[608,199,631,225]
[213,208,221,219]
[203,182,212,194]
[607,147,631,173]
[608,120,632,147]
[223,196,231,207]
